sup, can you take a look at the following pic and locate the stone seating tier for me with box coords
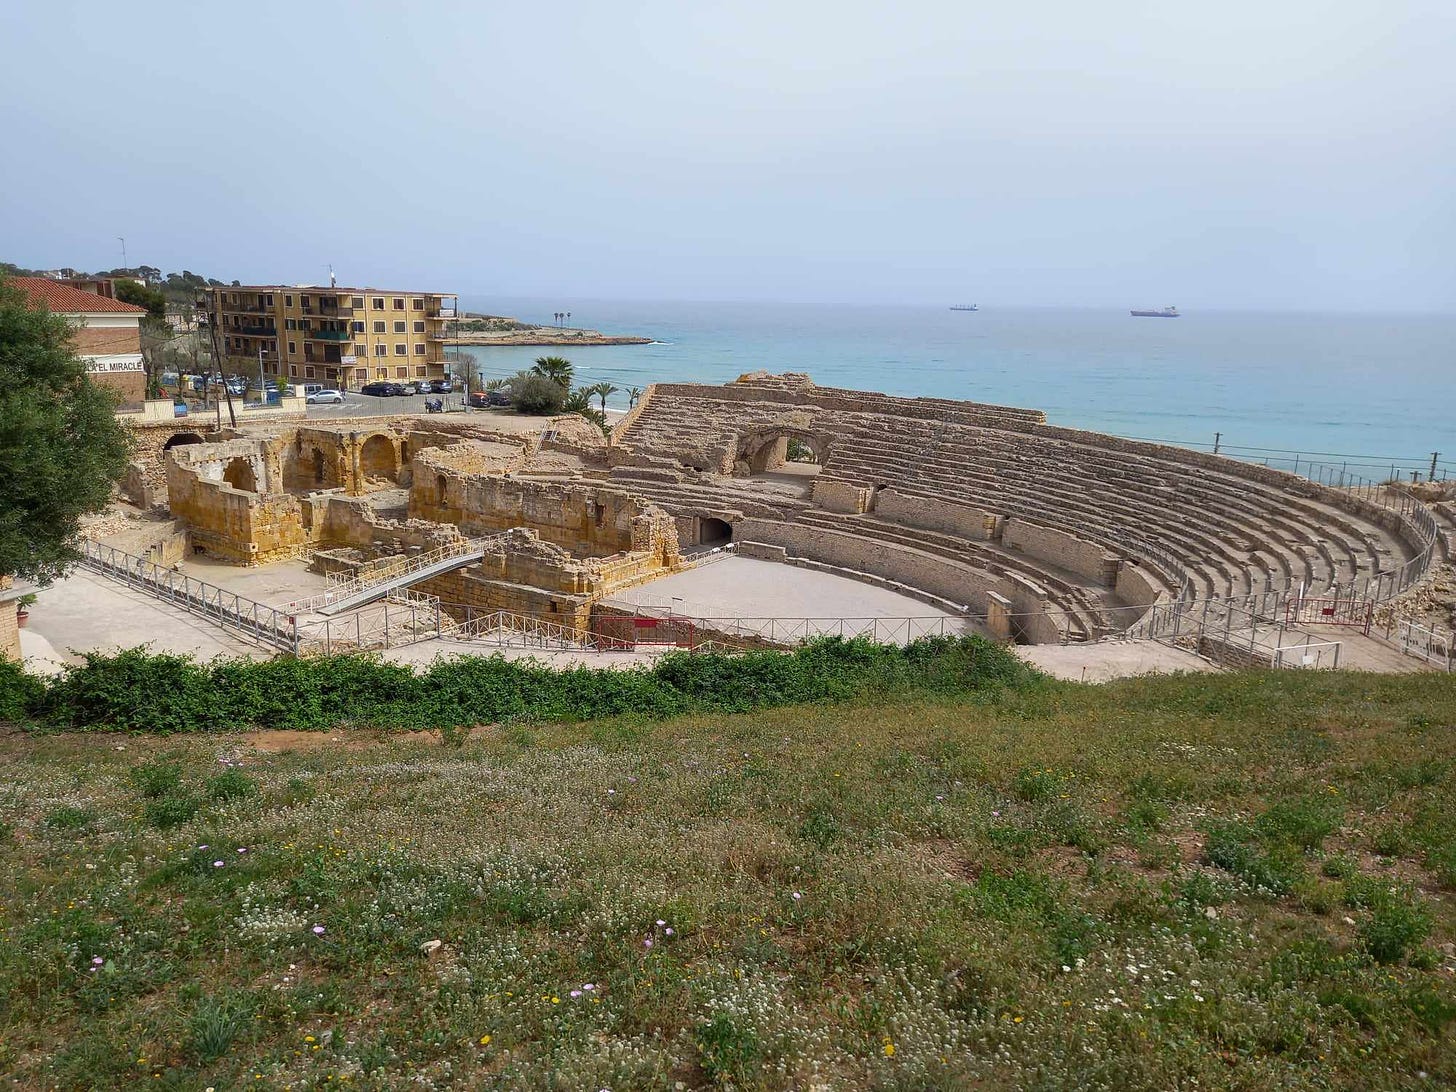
[611,378,1423,635]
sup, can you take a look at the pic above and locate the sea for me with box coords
[452,298,1455,480]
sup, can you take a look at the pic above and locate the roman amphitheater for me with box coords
[36,374,1456,675]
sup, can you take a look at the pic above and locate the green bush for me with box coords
[508,371,567,415]
[19,635,1038,735]
[1204,822,1302,896]
[207,768,258,801]
[144,793,200,829]
[1360,889,1432,965]
[0,657,43,723]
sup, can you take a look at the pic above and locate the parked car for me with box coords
[360,381,404,397]
[423,379,452,394]
[306,389,345,405]
[468,391,490,408]
[486,389,512,407]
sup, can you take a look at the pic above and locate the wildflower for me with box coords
[478,1035,491,1046]
[305,1036,316,1044]
[643,937,653,948]
[238,847,248,854]
[550,996,560,1004]
[607,788,616,795]
[665,927,675,936]
[582,983,595,991]
[214,860,225,868]
[882,1040,896,1057]
[656,919,666,926]
[792,891,802,901]
[570,989,582,998]
[312,925,326,935]
[92,956,104,965]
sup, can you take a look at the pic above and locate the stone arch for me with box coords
[699,517,733,547]
[312,449,326,485]
[732,427,831,476]
[222,456,258,492]
[359,434,400,483]
[163,432,205,451]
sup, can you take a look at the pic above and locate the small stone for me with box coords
[1342,916,1356,926]
[1204,906,1217,920]
[420,939,443,955]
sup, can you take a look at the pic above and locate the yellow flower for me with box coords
[305,1035,316,1043]
[478,1035,492,1046]
[882,1042,895,1057]
[551,996,560,1004]
[1013,1015,1024,1023]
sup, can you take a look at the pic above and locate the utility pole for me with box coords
[203,291,236,427]
[1432,452,1440,481]
[117,236,127,274]
[1213,431,1221,455]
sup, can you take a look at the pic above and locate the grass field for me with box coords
[2,669,1455,1089]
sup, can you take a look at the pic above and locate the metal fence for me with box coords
[1378,617,1454,673]
[78,539,297,651]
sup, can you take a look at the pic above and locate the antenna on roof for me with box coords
[328,264,336,289]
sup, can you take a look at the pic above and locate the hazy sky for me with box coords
[3,1,1453,310]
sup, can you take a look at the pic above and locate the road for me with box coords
[304,391,477,420]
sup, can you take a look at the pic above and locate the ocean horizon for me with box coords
[451,297,1454,478]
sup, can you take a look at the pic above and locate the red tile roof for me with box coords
[9,276,148,315]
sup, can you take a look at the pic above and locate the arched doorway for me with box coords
[734,430,830,476]
[163,432,205,451]
[222,457,258,492]
[699,517,733,547]
[359,435,399,482]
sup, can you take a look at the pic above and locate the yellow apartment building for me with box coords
[207,285,457,389]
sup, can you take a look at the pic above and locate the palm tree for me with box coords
[627,386,644,408]
[484,378,507,393]
[562,386,594,414]
[531,356,574,388]
[588,381,619,415]
[565,311,572,328]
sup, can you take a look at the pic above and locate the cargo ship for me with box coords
[949,304,979,312]
[1131,306,1179,318]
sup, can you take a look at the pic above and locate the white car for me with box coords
[307,389,345,405]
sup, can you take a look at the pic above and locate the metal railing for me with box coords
[78,540,297,652]
[1373,617,1454,673]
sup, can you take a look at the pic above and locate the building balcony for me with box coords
[225,301,269,314]
[305,329,352,342]
[238,324,277,337]
[426,308,458,320]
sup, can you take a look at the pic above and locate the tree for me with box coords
[508,370,567,415]
[451,351,478,391]
[116,279,172,398]
[589,381,619,415]
[0,277,132,583]
[627,386,644,408]
[531,355,573,388]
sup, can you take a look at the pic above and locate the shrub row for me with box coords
[0,635,1038,734]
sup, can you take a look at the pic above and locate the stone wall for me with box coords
[0,576,20,663]
[1001,518,1116,586]
[875,488,997,540]
[165,458,307,564]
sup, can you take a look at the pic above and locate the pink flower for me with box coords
[643,937,653,948]
[91,956,104,965]
[792,891,802,901]
[312,925,326,935]
[570,989,582,998]
[237,847,247,854]
[655,919,666,927]
[582,983,595,991]
[213,860,225,868]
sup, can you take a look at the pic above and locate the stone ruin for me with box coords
[141,374,1445,645]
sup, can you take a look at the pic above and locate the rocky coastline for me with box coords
[447,313,652,346]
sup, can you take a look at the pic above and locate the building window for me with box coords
[352,321,364,333]
[393,343,407,356]
[392,297,404,310]
[371,297,384,310]
[374,344,387,356]
[356,368,367,380]
[413,320,425,332]
[391,320,403,333]
[415,365,427,377]
[288,341,297,354]
[285,318,296,330]
[396,366,408,378]
[376,367,387,378]
[414,343,425,355]
[265,294,274,306]
[300,295,311,309]
[289,364,298,377]
[305,366,315,378]
[285,295,293,307]
[351,296,363,308]
[413,298,425,310]
[373,321,385,333]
